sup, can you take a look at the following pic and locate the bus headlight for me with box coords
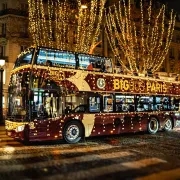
[16,125,25,132]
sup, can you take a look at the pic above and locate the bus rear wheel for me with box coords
[147,117,159,134]
[63,121,83,144]
[163,117,173,132]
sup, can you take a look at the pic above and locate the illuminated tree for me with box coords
[105,0,176,73]
[28,0,106,54]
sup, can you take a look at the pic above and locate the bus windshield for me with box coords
[14,48,34,69]
[8,73,29,121]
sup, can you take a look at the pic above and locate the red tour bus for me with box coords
[5,46,180,144]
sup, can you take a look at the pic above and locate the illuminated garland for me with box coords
[28,0,105,54]
[105,0,176,73]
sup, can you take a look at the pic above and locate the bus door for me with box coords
[88,96,103,136]
[30,90,60,140]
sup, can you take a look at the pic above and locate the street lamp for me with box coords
[0,59,5,123]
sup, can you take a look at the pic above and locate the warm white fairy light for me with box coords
[144,0,152,69]
[105,0,176,74]
[40,0,48,47]
[153,10,176,72]
[28,0,105,54]
[90,0,106,54]
[48,0,53,47]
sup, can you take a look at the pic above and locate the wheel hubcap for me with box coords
[66,125,79,141]
[165,119,172,130]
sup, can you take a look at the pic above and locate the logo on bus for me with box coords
[97,78,106,89]
[113,79,168,93]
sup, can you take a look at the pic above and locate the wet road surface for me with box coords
[0,126,180,180]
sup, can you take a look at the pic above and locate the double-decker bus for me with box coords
[5,46,180,144]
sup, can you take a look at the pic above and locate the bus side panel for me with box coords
[29,120,49,141]
[100,113,121,135]
[136,114,149,132]
[49,119,62,140]
[29,118,63,141]
[117,114,143,133]
[88,114,103,137]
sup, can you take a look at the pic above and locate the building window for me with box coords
[2,23,6,35]
[2,3,7,10]
[20,26,26,34]
[3,96,5,108]
[21,3,28,11]
[3,69,6,85]
[0,46,5,57]
[169,48,175,59]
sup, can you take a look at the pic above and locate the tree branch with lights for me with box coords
[105,0,176,74]
[28,0,106,54]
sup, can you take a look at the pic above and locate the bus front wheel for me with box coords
[23,125,30,145]
[63,121,83,144]
[147,117,159,134]
[163,117,173,132]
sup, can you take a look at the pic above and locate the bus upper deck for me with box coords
[14,46,113,73]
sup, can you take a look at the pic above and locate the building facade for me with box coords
[0,0,31,118]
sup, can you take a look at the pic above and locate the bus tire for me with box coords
[163,117,173,132]
[147,117,159,134]
[63,121,83,144]
[23,125,30,145]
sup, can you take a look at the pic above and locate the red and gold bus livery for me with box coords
[11,65,180,95]
[5,46,180,144]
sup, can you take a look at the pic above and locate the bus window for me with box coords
[172,97,180,111]
[116,95,135,112]
[103,95,113,112]
[37,48,76,68]
[154,96,170,111]
[73,104,87,113]
[89,97,100,113]
[78,54,102,71]
[161,97,170,110]
[137,96,153,112]
[79,54,91,69]
[105,59,113,73]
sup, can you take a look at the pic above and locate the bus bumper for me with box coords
[5,120,28,141]
[6,129,25,141]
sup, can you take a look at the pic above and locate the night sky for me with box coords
[162,0,180,13]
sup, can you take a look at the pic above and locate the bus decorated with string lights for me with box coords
[5,46,180,144]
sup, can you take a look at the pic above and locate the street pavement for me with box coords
[0,125,180,180]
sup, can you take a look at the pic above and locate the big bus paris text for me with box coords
[5,46,180,144]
